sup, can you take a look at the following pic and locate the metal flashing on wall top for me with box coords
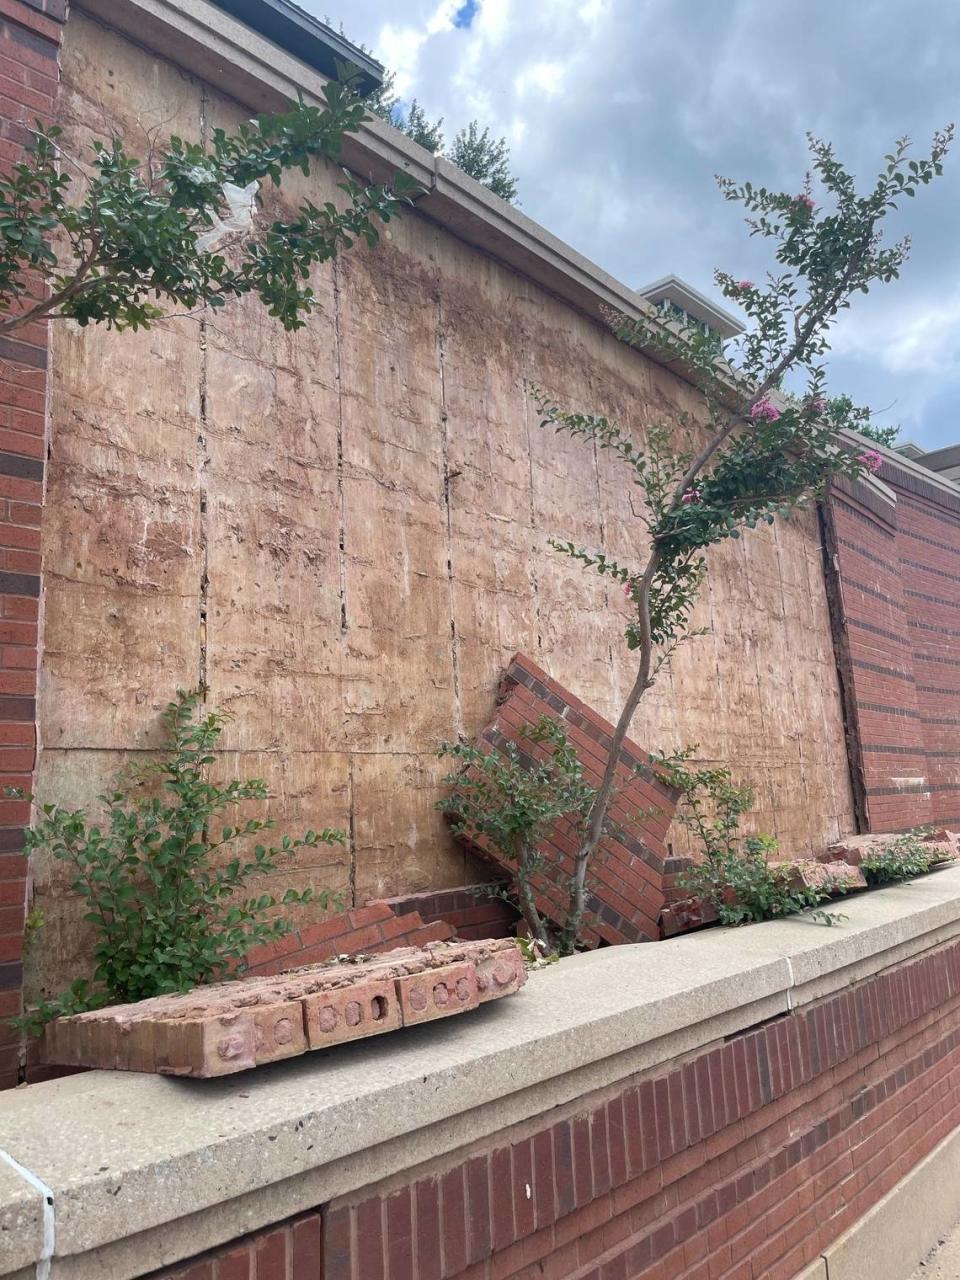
[205,0,384,94]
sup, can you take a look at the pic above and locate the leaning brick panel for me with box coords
[446,653,678,946]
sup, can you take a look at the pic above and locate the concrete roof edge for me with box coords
[638,273,745,340]
[4,870,960,1279]
[72,0,729,394]
[841,428,960,502]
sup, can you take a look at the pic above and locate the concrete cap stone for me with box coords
[4,867,960,1279]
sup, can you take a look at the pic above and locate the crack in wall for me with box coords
[437,235,463,739]
[197,84,210,697]
[332,257,356,899]
[333,258,348,638]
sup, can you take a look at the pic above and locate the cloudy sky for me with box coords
[311,0,960,450]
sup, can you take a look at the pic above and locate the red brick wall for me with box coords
[379,886,519,942]
[451,654,678,947]
[242,902,453,978]
[149,934,960,1280]
[0,0,64,1089]
[895,477,960,828]
[825,463,960,834]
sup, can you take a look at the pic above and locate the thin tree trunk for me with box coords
[516,849,551,952]
[561,264,864,949]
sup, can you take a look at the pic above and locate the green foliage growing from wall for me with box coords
[0,76,417,337]
[15,691,344,1034]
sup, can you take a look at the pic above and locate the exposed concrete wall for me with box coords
[28,11,856,997]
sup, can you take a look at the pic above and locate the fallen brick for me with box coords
[822,830,959,867]
[45,939,526,1078]
[773,859,867,893]
[396,962,478,1025]
[303,977,401,1050]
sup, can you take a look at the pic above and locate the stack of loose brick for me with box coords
[0,0,67,1089]
[44,938,527,1077]
[448,654,678,946]
[243,902,455,978]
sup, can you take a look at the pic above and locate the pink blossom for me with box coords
[749,398,781,423]
[681,487,703,505]
[808,396,827,414]
[736,280,754,291]
[795,193,815,212]
[623,579,633,597]
[858,449,883,474]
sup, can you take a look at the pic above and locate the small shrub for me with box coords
[859,830,937,886]
[438,716,596,954]
[15,689,343,1033]
[657,749,842,926]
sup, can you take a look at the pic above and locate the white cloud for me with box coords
[313,0,960,448]
[833,290,960,377]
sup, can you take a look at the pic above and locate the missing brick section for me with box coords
[723,1009,791,1043]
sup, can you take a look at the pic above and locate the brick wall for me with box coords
[0,0,64,1088]
[825,462,960,834]
[450,654,678,947]
[380,886,519,942]
[149,932,960,1280]
[242,902,453,978]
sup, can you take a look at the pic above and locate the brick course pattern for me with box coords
[44,938,526,1077]
[824,468,960,833]
[243,901,455,978]
[153,933,960,1280]
[378,886,519,942]
[0,0,63,1089]
[448,654,679,947]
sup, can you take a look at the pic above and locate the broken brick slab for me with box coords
[774,859,868,893]
[821,830,960,868]
[446,653,678,947]
[44,939,526,1078]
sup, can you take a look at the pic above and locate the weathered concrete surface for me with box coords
[44,939,525,1077]
[32,10,855,999]
[909,1219,960,1279]
[821,1119,960,1280]
[6,870,960,1280]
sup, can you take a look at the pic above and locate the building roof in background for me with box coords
[206,0,384,94]
[638,274,745,341]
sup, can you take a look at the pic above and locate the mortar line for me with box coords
[333,257,348,637]
[197,83,210,698]
[521,346,544,655]
[332,257,353,898]
[0,1146,54,1280]
[592,429,617,695]
[437,232,463,737]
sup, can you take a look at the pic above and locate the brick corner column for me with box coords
[0,0,67,1088]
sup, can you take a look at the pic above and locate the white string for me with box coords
[0,1146,54,1280]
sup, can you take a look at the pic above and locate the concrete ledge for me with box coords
[816,1113,960,1279]
[4,868,960,1279]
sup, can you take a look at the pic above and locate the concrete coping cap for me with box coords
[4,866,960,1280]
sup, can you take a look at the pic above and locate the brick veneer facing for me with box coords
[449,653,678,946]
[378,886,520,942]
[0,0,64,1089]
[824,467,960,833]
[152,932,960,1280]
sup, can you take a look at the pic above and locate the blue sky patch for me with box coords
[453,0,478,29]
